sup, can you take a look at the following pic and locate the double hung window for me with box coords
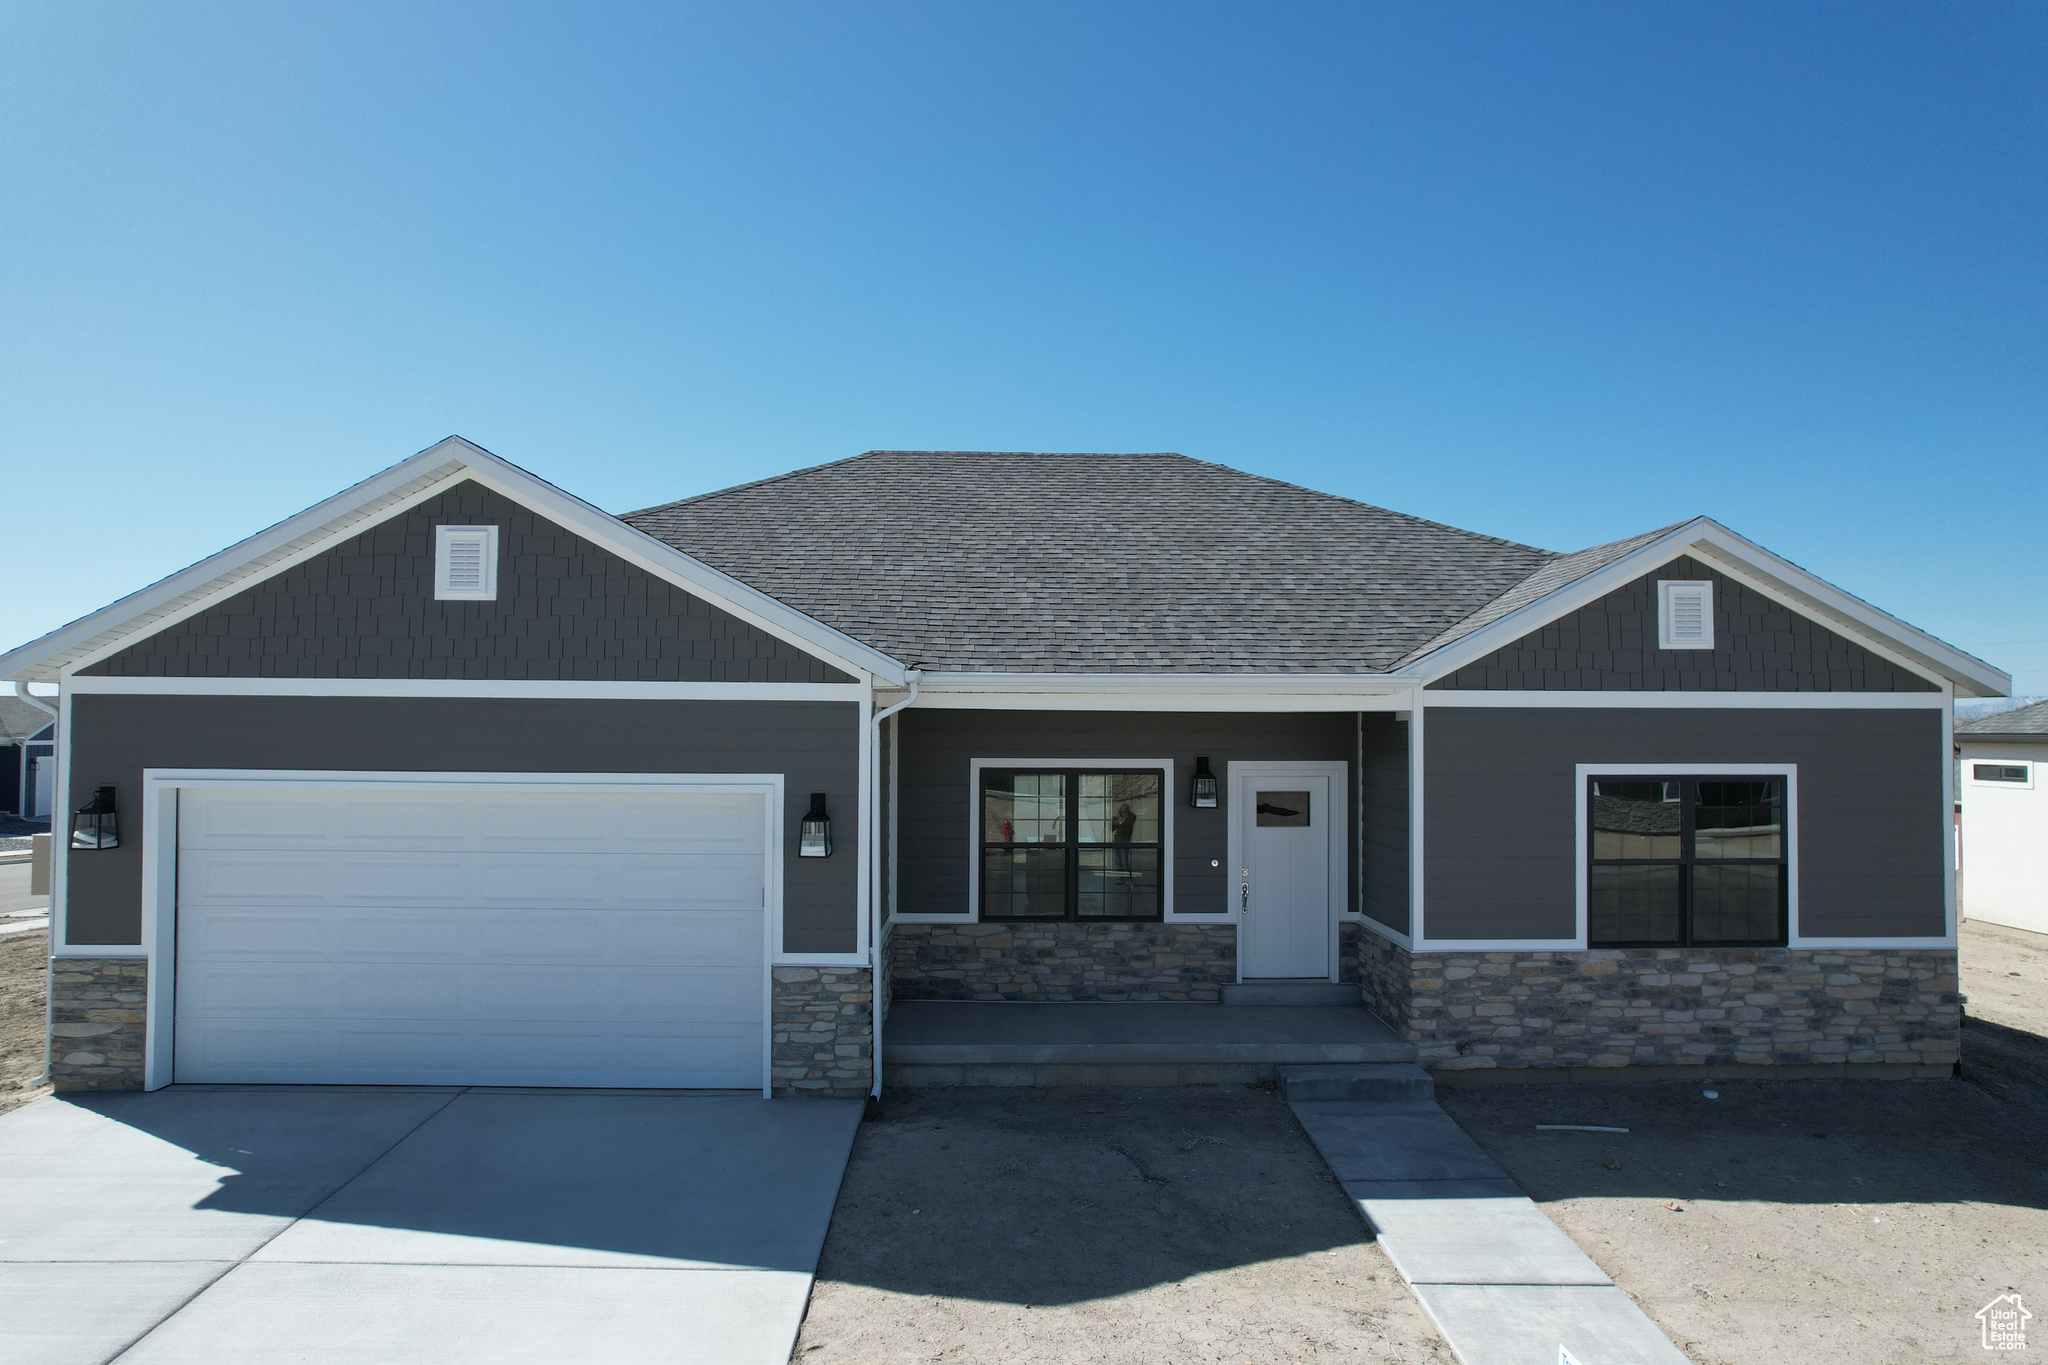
[1588,777,1787,947]
[981,770,1164,920]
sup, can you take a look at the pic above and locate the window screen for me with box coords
[1973,763,2030,784]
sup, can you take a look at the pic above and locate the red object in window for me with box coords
[1002,820,1013,842]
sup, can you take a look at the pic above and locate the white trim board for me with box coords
[1394,518,2009,699]
[130,768,793,1094]
[62,677,870,701]
[1420,689,1948,709]
[7,436,906,687]
[912,691,1412,713]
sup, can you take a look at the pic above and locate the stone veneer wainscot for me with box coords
[889,921,1236,1002]
[771,965,875,1098]
[1353,924,1959,1076]
[50,958,148,1092]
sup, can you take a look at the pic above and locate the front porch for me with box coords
[882,997,1416,1088]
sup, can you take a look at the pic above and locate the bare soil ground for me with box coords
[0,925,51,1116]
[1439,918,2048,1365]
[795,1085,1453,1365]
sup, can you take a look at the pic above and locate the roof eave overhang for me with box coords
[0,436,909,688]
[1392,517,2011,699]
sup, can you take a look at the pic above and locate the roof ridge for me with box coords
[619,449,894,519]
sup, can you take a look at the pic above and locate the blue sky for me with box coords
[4,3,2043,691]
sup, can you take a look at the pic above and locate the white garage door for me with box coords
[174,784,768,1088]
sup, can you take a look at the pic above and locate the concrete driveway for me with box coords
[0,1088,863,1365]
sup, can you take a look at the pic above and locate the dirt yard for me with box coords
[1439,918,2048,1365]
[0,925,51,1116]
[794,1085,1453,1365]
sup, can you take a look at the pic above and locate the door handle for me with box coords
[1240,882,1249,912]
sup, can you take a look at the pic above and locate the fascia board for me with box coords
[447,451,905,684]
[916,671,1410,696]
[2,443,473,683]
[1680,526,2008,698]
[1394,518,2010,699]
[5,436,907,687]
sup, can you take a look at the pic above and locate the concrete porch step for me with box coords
[883,1000,1415,1087]
[1222,981,1360,1007]
[1277,1062,1434,1102]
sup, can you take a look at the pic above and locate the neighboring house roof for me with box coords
[0,437,2013,697]
[623,451,1557,673]
[1956,698,2048,743]
[0,696,54,744]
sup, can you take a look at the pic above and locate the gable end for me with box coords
[81,481,855,683]
[1426,556,1939,693]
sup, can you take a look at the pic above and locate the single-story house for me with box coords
[0,437,2005,1097]
[1956,698,2048,936]
[0,694,56,820]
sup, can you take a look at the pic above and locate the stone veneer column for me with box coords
[49,958,148,1092]
[888,921,1236,1001]
[771,966,875,1098]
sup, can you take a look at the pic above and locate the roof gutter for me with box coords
[868,671,921,1099]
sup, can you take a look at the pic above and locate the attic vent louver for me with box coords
[1657,579,1713,650]
[435,525,500,601]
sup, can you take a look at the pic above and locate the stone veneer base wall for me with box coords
[889,921,1237,1001]
[50,958,148,1092]
[49,958,876,1098]
[1357,925,1960,1074]
[771,965,875,1098]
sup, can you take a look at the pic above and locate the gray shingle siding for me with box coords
[1423,706,1946,941]
[1426,557,1938,692]
[83,481,853,683]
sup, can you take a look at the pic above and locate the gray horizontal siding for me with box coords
[1430,556,1938,692]
[896,709,1358,917]
[84,480,853,683]
[1423,706,1945,941]
[1360,711,1410,933]
[64,694,860,952]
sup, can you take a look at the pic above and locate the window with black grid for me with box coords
[981,769,1164,920]
[1588,777,1787,948]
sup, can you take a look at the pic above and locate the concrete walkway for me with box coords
[1289,1097,1689,1365]
[0,1088,862,1365]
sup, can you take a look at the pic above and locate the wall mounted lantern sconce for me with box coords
[1189,757,1218,809]
[71,786,120,850]
[798,792,832,858]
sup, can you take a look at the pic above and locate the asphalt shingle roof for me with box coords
[624,451,1595,674]
[1956,698,2048,741]
[0,696,54,743]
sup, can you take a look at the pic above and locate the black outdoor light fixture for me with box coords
[71,786,119,851]
[1189,757,1218,809]
[798,791,832,858]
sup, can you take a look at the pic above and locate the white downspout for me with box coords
[13,683,57,821]
[868,671,921,1098]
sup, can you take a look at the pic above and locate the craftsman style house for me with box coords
[3,438,2001,1097]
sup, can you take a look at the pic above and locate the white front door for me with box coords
[1233,763,1345,979]
[173,784,770,1088]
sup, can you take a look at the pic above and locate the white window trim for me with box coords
[434,525,500,601]
[1226,759,1350,982]
[1657,579,1715,651]
[1966,759,2035,789]
[124,768,788,1095]
[894,757,1179,923]
[1572,762,1834,950]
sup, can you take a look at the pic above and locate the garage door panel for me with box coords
[175,786,773,1089]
